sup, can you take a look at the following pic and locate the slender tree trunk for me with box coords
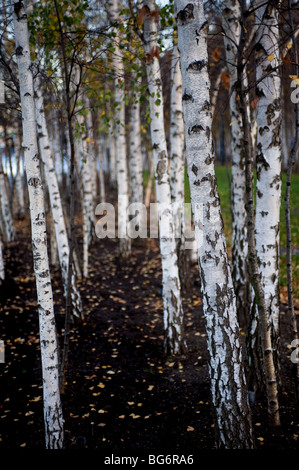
[129,64,143,204]
[222,0,251,328]
[144,152,154,208]
[13,1,64,448]
[109,0,131,257]
[108,127,117,188]
[237,0,280,428]
[170,44,189,291]
[35,77,83,320]
[94,134,105,203]
[144,0,185,355]
[175,0,254,448]
[84,96,98,205]
[255,0,282,379]
[14,128,26,219]
[0,161,16,243]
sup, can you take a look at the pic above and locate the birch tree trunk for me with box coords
[108,127,117,188]
[35,77,83,320]
[14,129,26,219]
[13,1,63,449]
[0,234,4,284]
[129,64,143,204]
[222,0,251,328]
[84,96,98,205]
[143,0,185,355]
[175,0,254,448]
[255,0,282,377]
[236,0,280,428]
[51,109,63,187]
[109,0,131,257]
[94,134,105,203]
[170,44,188,290]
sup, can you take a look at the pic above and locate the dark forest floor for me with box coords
[0,213,299,453]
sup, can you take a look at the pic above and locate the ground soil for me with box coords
[0,209,299,453]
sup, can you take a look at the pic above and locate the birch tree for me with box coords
[129,63,143,205]
[170,43,188,289]
[254,0,282,377]
[236,0,281,428]
[222,0,251,327]
[175,0,254,448]
[13,0,63,448]
[143,0,185,355]
[34,77,83,320]
[109,0,131,257]
[0,158,16,242]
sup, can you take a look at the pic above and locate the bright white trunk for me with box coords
[108,128,117,187]
[74,136,92,278]
[35,78,83,319]
[144,0,185,355]
[14,131,26,219]
[76,114,95,244]
[170,45,185,240]
[223,0,251,324]
[255,1,281,352]
[175,0,253,448]
[129,65,143,204]
[0,168,15,242]
[13,2,63,449]
[52,112,63,186]
[84,97,98,204]
[96,135,105,202]
[109,0,131,257]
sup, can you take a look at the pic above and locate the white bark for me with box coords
[35,78,83,320]
[13,1,63,449]
[0,167,16,242]
[108,127,117,187]
[255,0,282,364]
[95,135,105,202]
[129,64,143,204]
[144,0,185,355]
[222,0,251,325]
[52,110,63,186]
[14,130,26,219]
[175,0,253,448]
[170,45,185,239]
[84,96,98,204]
[109,0,131,257]
[74,136,92,278]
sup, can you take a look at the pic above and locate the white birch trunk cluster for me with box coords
[175,0,254,448]
[222,0,251,326]
[34,77,83,320]
[13,1,63,449]
[144,0,185,355]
